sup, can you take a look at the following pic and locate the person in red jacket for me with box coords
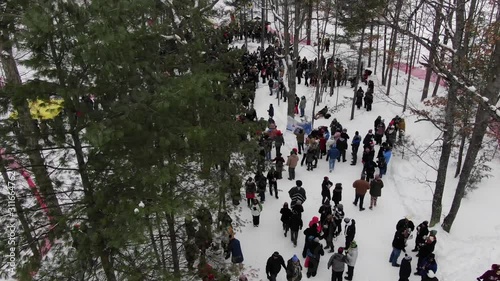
[478,264,500,281]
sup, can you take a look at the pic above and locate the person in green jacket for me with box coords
[369,174,384,210]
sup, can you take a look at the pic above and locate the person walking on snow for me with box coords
[286,255,303,281]
[399,255,413,281]
[266,251,287,281]
[350,131,362,165]
[288,209,303,247]
[274,130,285,157]
[333,204,345,236]
[323,214,336,253]
[225,236,244,271]
[332,183,343,206]
[280,202,293,237]
[286,150,300,180]
[250,198,262,227]
[321,176,333,203]
[326,144,340,173]
[352,176,370,211]
[245,177,256,207]
[294,128,305,154]
[344,218,356,249]
[299,96,307,117]
[389,229,407,267]
[477,264,500,281]
[267,166,279,198]
[268,104,274,118]
[272,153,285,180]
[369,174,384,209]
[345,241,358,280]
[412,221,429,252]
[327,247,348,281]
[305,237,324,278]
[289,180,307,207]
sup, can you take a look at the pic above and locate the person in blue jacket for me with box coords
[326,144,340,173]
[226,235,244,270]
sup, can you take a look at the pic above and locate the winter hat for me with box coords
[492,264,499,270]
[338,247,344,254]
[273,251,280,257]
[337,203,343,209]
[344,217,351,223]
[324,176,329,180]
[368,129,373,133]
[313,237,320,243]
[292,255,299,262]
[430,230,437,236]
[335,183,342,187]
[292,148,298,153]
[427,271,436,278]
[350,241,357,248]
[355,131,359,135]
[283,202,288,207]
[296,180,303,187]
[404,254,412,261]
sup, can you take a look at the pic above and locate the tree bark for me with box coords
[0,30,64,235]
[385,0,403,96]
[381,25,388,85]
[368,24,373,67]
[166,212,181,276]
[441,2,500,233]
[421,0,443,101]
[430,0,468,227]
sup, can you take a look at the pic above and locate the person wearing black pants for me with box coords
[267,167,279,199]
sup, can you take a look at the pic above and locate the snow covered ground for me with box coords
[234,41,500,281]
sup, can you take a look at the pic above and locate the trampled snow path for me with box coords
[234,42,500,281]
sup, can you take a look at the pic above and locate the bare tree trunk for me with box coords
[431,34,449,97]
[421,0,443,101]
[454,128,467,178]
[441,0,499,233]
[403,27,417,112]
[368,24,374,67]
[306,0,312,45]
[381,25,388,85]
[0,31,64,235]
[166,212,181,276]
[385,0,403,96]
[430,0,468,227]
[261,0,266,51]
[374,25,379,75]
[350,28,365,120]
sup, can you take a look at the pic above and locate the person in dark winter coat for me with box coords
[399,254,413,281]
[377,155,388,177]
[350,131,362,165]
[336,130,349,162]
[266,251,287,281]
[363,160,377,182]
[302,224,321,258]
[317,199,330,224]
[397,217,416,234]
[288,209,303,247]
[225,236,244,266]
[413,221,429,252]
[327,247,347,281]
[255,170,267,203]
[267,166,279,198]
[362,130,374,147]
[321,176,333,203]
[272,153,286,180]
[274,130,285,157]
[323,214,336,252]
[245,177,257,207]
[333,204,344,236]
[286,255,303,281]
[417,230,437,268]
[364,91,373,111]
[344,218,356,249]
[289,181,307,206]
[355,87,364,109]
[369,175,384,209]
[477,264,500,281]
[374,116,382,132]
[268,104,274,118]
[389,230,407,267]
[332,183,343,206]
[280,202,293,237]
[306,237,324,278]
[375,120,386,145]
[417,254,438,277]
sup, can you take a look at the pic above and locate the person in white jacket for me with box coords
[345,240,358,281]
[250,199,263,227]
